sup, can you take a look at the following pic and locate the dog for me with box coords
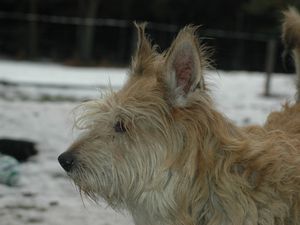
[58,9,300,225]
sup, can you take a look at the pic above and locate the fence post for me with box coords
[264,39,277,97]
[28,0,38,59]
[77,0,100,63]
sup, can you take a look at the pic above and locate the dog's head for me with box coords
[58,24,212,207]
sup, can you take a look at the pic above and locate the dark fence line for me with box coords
[0,11,291,80]
[0,11,274,41]
[0,11,291,96]
[0,11,131,27]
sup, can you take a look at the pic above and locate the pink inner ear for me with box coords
[174,54,194,93]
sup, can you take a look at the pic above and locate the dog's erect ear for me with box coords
[131,23,156,75]
[164,26,207,106]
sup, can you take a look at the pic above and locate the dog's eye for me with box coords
[114,121,126,133]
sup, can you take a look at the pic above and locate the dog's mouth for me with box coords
[72,173,121,205]
[66,162,112,191]
[58,150,131,206]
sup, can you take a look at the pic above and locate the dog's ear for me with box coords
[164,26,207,106]
[131,23,156,75]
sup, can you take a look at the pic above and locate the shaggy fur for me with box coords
[59,11,300,225]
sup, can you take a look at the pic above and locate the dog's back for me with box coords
[264,8,300,135]
[244,8,300,225]
[236,8,300,225]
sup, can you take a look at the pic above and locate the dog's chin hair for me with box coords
[71,166,127,209]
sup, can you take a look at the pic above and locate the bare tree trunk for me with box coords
[264,39,277,97]
[28,0,38,59]
[293,48,300,102]
[77,0,100,63]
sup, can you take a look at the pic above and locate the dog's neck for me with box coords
[127,107,249,225]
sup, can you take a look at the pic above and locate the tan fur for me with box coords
[282,7,300,101]
[60,22,300,225]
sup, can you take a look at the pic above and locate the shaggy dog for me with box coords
[59,8,300,225]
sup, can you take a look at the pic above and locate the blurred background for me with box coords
[0,0,299,71]
[1,1,300,225]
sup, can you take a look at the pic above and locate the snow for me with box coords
[0,59,296,225]
[0,60,126,87]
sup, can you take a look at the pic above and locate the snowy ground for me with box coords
[0,59,296,225]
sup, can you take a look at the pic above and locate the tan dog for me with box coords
[59,9,300,225]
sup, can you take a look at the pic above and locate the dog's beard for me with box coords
[69,163,124,207]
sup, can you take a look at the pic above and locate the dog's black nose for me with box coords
[58,151,75,172]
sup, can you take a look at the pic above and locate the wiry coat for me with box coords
[60,10,300,225]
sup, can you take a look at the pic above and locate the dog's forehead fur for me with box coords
[118,74,164,106]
